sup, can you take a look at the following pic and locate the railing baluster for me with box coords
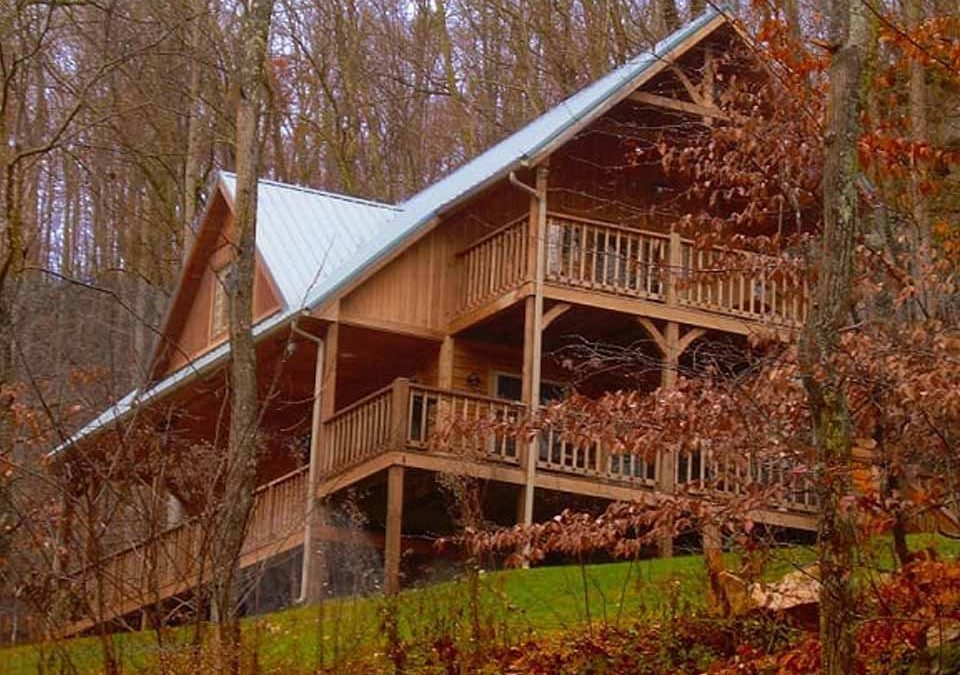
[457,212,806,327]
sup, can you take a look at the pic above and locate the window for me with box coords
[494,373,569,463]
[494,373,566,404]
[210,263,232,338]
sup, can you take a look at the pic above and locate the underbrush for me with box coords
[5,534,959,674]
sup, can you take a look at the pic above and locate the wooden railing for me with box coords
[321,380,528,477]
[452,211,808,328]
[245,467,310,552]
[407,384,525,464]
[544,214,668,301]
[535,430,659,486]
[68,466,309,627]
[678,242,808,326]
[676,449,818,511]
[319,380,817,510]
[321,384,395,473]
[456,216,529,314]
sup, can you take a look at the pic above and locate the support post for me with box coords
[518,165,548,531]
[637,318,704,558]
[657,320,680,557]
[320,322,339,420]
[391,378,411,449]
[437,336,454,389]
[666,229,683,307]
[384,465,405,594]
[661,321,680,390]
[299,322,337,604]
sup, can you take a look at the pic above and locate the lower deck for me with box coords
[64,376,817,636]
[318,378,819,526]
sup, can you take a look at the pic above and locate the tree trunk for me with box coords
[798,2,873,673]
[656,0,680,36]
[182,0,210,259]
[209,0,274,669]
[906,0,933,319]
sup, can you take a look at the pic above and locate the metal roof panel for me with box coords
[218,173,400,309]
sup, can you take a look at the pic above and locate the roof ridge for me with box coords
[219,171,402,212]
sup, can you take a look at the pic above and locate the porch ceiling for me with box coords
[335,323,439,409]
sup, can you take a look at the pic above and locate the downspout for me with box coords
[292,319,324,604]
[508,169,547,529]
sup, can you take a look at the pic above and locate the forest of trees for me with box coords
[0,0,718,415]
[0,0,958,672]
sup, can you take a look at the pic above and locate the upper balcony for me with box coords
[451,212,808,334]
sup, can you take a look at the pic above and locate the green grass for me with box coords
[4,534,959,674]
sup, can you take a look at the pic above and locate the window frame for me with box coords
[209,261,233,340]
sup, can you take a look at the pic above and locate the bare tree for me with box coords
[209,0,275,669]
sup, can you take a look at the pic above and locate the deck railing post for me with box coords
[391,378,411,450]
[666,229,682,306]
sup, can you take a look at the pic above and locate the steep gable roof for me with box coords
[218,173,400,309]
[54,176,398,453]
[297,6,727,316]
[54,6,729,454]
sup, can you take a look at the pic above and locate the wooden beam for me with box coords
[437,336,454,388]
[629,91,727,121]
[661,322,680,392]
[390,378,411,448]
[316,450,401,498]
[636,317,668,356]
[447,281,534,335]
[337,314,445,342]
[546,284,783,337]
[678,327,707,356]
[400,452,524,484]
[668,64,706,106]
[541,303,571,332]
[320,322,339,420]
[520,165,548,532]
[384,465,405,594]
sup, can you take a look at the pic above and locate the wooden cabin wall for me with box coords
[451,338,568,397]
[164,215,282,374]
[414,352,439,388]
[445,179,529,254]
[339,226,452,333]
[549,127,661,230]
[547,104,714,234]
[548,29,745,235]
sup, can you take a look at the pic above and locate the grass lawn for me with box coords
[3,533,957,674]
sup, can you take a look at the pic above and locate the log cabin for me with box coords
[51,7,819,634]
